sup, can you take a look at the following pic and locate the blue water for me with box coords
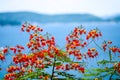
[0,22,120,79]
[0,22,120,48]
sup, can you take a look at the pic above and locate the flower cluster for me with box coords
[113,62,120,73]
[55,63,84,73]
[110,47,120,53]
[7,66,20,73]
[0,45,25,62]
[10,45,24,54]
[66,27,87,60]
[21,23,43,33]
[0,47,8,61]
[87,48,98,58]
[5,73,17,80]
[86,29,102,40]
[4,23,72,80]
[21,23,61,58]
[102,41,120,53]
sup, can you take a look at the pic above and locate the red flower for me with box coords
[3,48,8,54]
[78,67,84,73]
[110,47,117,53]
[65,64,69,70]
[39,76,43,79]
[10,47,16,54]
[0,54,5,61]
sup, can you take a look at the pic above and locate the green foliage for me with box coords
[56,51,72,62]
[97,60,117,65]
[55,71,75,79]
[55,62,62,66]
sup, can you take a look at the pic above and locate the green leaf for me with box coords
[55,61,62,66]
[91,67,114,73]
[56,55,71,62]
[84,73,99,77]
[55,71,75,78]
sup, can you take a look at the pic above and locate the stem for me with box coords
[108,50,112,61]
[109,69,116,80]
[79,40,93,50]
[51,55,56,80]
[93,40,103,50]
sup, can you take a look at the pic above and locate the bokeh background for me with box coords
[0,0,120,79]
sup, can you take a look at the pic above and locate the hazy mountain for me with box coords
[107,15,120,22]
[0,11,111,26]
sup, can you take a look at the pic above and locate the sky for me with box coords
[0,0,120,17]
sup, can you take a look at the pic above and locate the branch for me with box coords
[109,69,116,80]
[51,55,56,80]
[109,64,119,80]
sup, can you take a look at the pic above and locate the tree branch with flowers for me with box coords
[0,22,120,80]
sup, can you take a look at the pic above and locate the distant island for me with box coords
[0,12,120,26]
